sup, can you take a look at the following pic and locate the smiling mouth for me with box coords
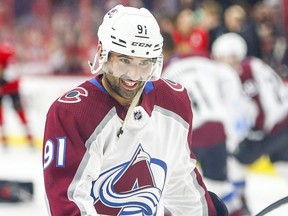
[121,79,139,90]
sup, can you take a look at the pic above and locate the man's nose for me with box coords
[126,65,141,81]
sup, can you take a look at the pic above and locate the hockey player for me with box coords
[212,33,288,194]
[43,5,227,216]
[0,42,34,148]
[161,31,256,216]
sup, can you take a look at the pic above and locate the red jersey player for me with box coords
[0,42,34,148]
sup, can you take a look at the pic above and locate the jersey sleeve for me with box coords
[241,58,288,132]
[161,86,217,216]
[43,104,99,216]
[163,151,217,215]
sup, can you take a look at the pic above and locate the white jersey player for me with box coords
[42,5,226,216]
[212,32,288,182]
[162,50,256,215]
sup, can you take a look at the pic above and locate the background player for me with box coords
[0,42,34,148]
[212,32,288,205]
[161,31,256,216]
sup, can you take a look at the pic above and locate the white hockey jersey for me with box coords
[162,56,256,152]
[43,75,217,216]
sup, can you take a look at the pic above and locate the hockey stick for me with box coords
[255,196,288,216]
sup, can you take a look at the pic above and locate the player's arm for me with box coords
[163,153,218,216]
[43,104,100,216]
[241,59,266,131]
[163,90,218,216]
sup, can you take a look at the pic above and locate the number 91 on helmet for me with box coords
[88,4,164,81]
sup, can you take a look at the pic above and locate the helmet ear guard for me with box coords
[89,4,163,81]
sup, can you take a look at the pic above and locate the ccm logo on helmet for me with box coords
[131,42,152,48]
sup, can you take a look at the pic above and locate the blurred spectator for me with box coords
[156,13,175,36]
[191,0,223,54]
[171,7,211,55]
[209,4,262,58]
[251,1,287,77]
[171,8,195,54]
[215,0,262,10]
[48,7,85,74]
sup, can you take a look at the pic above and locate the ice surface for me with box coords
[0,147,287,216]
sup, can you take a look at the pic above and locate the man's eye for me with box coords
[120,58,130,64]
[140,61,151,66]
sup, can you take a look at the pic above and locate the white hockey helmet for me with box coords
[211,33,247,62]
[89,5,164,81]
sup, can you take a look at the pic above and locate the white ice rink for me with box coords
[0,147,288,216]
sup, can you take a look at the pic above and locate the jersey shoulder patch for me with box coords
[160,78,185,92]
[58,87,88,103]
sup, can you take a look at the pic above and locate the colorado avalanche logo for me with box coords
[58,87,88,103]
[91,145,167,215]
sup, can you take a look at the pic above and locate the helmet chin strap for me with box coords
[117,82,146,138]
[88,53,104,74]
